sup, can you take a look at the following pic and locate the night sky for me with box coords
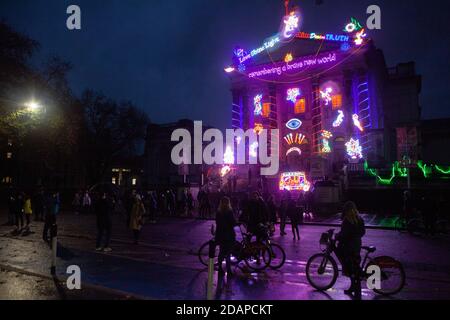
[1,0,449,130]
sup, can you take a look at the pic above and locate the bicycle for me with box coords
[198,224,272,271]
[254,223,286,270]
[396,213,449,236]
[306,229,406,296]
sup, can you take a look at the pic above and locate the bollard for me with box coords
[50,223,58,275]
[206,240,215,300]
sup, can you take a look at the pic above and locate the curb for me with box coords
[0,262,148,300]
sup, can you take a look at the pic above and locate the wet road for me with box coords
[1,212,450,300]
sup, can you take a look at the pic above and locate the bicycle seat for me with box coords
[362,246,376,253]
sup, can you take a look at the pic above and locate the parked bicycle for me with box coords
[306,229,405,296]
[395,213,448,235]
[198,224,272,271]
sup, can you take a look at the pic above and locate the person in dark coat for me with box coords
[33,189,45,221]
[246,192,266,240]
[287,199,301,241]
[95,192,113,251]
[267,195,278,236]
[335,201,366,299]
[215,196,237,275]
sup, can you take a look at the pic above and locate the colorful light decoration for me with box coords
[352,114,364,132]
[333,110,345,128]
[224,66,235,73]
[286,88,301,104]
[284,53,293,63]
[284,133,306,146]
[279,172,311,192]
[286,118,302,130]
[297,31,350,42]
[354,28,367,46]
[286,147,301,156]
[345,138,363,159]
[322,139,331,153]
[249,141,259,158]
[344,17,363,33]
[254,123,264,135]
[223,146,234,165]
[283,11,300,39]
[321,130,333,139]
[253,94,263,115]
[220,165,231,177]
[320,87,333,106]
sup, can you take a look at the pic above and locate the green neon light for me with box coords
[364,161,397,185]
[417,161,431,178]
[435,165,450,175]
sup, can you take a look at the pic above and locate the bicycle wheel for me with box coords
[407,218,423,235]
[244,243,272,271]
[306,253,339,291]
[268,243,286,270]
[394,217,407,232]
[366,256,405,296]
[198,241,218,267]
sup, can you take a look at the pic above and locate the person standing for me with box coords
[129,195,146,244]
[23,193,33,232]
[287,199,301,241]
[72,191,81,215]
[42,191,56,243]
[215,197,237,275]
[186,189,194,218]
[267,195,278,236]
[95,192,113,252]
[279,192,289,236]
[14,192,25,232]
[82,190,91,215]
[6,188,16,226]
[33,189,45,221]
[335,201,366,299]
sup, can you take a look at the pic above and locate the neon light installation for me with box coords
[286,88,301,104]
[224,66,235,73]
[286,118,302,130]
[253,94,263,115]
[284,53,293,63]
[354,28,367,46]
[249,142,259,158]
[284,133,306,145]
[283,12,300,39]
[333,110,345,127]
[346,138,363,159]
[321,130,333,139]
[223,146,234,165]
[320,87,333,106]
[344,17,363,33]
[297,32,350,42]
[220,165,231,177]
[286,147,301,156]
[321,130,333,153]
[352,114,364,132]
[254,123,264,135]
[284,133,295,145]
[279,172,311,192]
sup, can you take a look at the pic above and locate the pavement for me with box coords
[1,210,450,300]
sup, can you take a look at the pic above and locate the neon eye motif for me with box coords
[286,118,302,130]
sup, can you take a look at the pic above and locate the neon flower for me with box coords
[279,172,311,192]
[287,88,301,104]
[220,165,231,177]
[223,146,234,165]
[224,66,235,73]
[286,147,301,156]
[344,17,363,33]
[321,130,333,139]
[333,110,345,128]
[284,53,293,63]
[284,133,294,145]
[284,133,306,145]
[346,138,363,159]
[253,94,263,115]
[354,28,367,46]
[249,141,258,158]
[283,12,300,38]
[322,139,331,153]
[320,87,333,105]
[295,133,306,145]
[286,118,302,130]
[352,114,364,132]
[254,123,264,135]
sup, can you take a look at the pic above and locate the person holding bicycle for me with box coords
[335,201,366,299]
[215,196,237,275]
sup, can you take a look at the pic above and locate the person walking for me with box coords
[287,199,301,241]
[215,196,237,275]
[6,188,16,226]
[72,191,81,215]
[279,192,289,236]
[335,201,366,299]
[14,192,25,233]
[23,193,33,232]
[82,190,92,215]
[33,189,45,221]
[95,192,113,252]
[267,195,278,236]
[129,195,146,244]
[42,192,56,243]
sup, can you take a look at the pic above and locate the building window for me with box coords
[112,177,117,185]
[262,103,271,117]
[332,95,342,109]
[6,152,12,159]
[2,177,12,184]
[132,178,137,186]
[7,139,12,146]
[294,98,306,114]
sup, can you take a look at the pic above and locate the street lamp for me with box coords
[24,100,42,112]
